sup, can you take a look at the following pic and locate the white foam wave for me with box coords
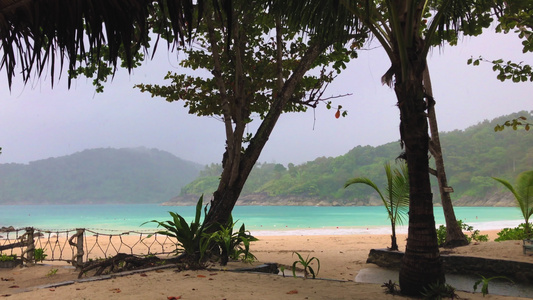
[251,219,524,237]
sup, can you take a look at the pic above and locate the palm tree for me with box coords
[282,0,499,295]
[424,67,469,247]
[345,162,409,251]
[493,171,533,238]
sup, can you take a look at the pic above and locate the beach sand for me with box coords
[1,230,532,299]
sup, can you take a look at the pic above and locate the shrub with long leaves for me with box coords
[143,195,210,263]
[493,170,533,239]
[292,251,320,279]
[207,215,258,265]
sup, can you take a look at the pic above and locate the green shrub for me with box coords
[436,220,488,246]
[495,223,530,241]
[0,253,16,261]
[208,215,258,265]
[143,195,210,265]
[458,220,489,243]
[34,248,47,262]
[144,196,258,267]
[436,225,447,246]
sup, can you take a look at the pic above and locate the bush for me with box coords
[208,215,258,265]
[34,248,47,262]
[143,195,210,266]
[0,254,16,261]
[143,195,257,267]
[495,223,530,241]
[436,220,488,246]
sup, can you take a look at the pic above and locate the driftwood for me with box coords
[78,253,157,278]
[0,241,25,251]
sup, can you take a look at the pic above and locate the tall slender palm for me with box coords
[493,171,533,238]
[424,67,469,247]
[345,162,409,251]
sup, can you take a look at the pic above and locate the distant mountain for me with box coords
[0,147,202,204]
[170,111,533,206]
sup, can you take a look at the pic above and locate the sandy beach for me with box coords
[1,230,532,299]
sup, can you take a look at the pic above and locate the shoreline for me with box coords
[1,218,524,237]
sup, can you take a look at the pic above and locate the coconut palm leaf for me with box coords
[344,177,386,204]
[345,161,409,249]
[391,162,410,225]
[493,171,533,236]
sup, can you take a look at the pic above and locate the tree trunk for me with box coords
[423,67,469,248]
[396,65,445,296]
[390,220,398,251]
[203,40,327,228]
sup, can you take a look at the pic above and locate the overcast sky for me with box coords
[0,29,532,167]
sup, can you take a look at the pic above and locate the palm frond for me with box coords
[0,0,204,88]
[515,171,533,221]
[344,177,386,205]
[493,172,533,226]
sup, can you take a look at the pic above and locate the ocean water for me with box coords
[0,205,524,236]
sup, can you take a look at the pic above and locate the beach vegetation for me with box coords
[207,215,258,265]
[382,280,400,295]
[34,248,47,262]
[279,265,286,277]
[143,195,211,265]
[46,268,58,277]
[0,254,16,261]
[493,171,533,238]
[420,281,458,300]
[436,221,488,246]
[292,251,320,279]
[473,275,514,297]
[144,196,257,267]
[495,223,530,241]
[345,161,409,251]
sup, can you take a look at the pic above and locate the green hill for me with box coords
[0,147,202,204]
[173,111,533,206]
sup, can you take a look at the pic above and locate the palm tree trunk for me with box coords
[390,220,398,251]
[423,68,469,248]
[396,65,445,295]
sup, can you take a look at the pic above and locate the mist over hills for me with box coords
[171,111,533,206]
[0,147,202,204]
[2,111,532,206]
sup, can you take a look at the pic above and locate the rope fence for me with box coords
[0,227,178,268]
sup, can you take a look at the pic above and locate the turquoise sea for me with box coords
[0,205,524,236]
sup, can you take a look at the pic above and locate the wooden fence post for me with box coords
[76,228,84,267]
[24,227,35,265]
[69,228,85,268]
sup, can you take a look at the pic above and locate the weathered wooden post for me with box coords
[24,227,35,265]
[76,228,84,267]
[69,228,85,268]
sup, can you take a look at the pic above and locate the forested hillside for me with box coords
[174,111,533,206]
[0,147,202,204]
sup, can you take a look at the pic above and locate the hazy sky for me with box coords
[0,29,532,167]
